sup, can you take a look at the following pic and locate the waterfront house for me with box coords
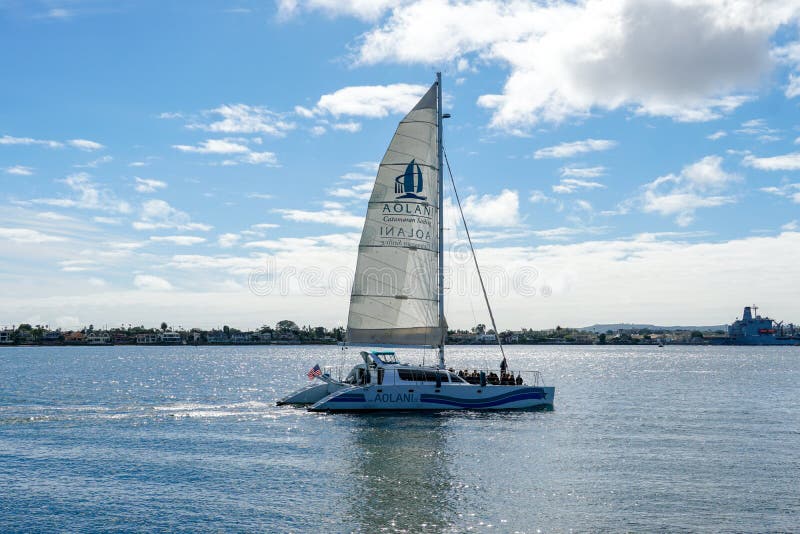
[0,329,13,344]
[86,332,111,345]
[159,331,182,344]
[136,333,159,344]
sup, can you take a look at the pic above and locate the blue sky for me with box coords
[2,0,800,330]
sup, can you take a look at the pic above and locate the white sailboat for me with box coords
[277,73,554,411]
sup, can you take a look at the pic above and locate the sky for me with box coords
[1,0,800,331]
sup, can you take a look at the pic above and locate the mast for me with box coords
[437,71,445,369]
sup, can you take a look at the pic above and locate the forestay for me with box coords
[346,83,445,346]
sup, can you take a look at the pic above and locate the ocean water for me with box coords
[1,345,798,532]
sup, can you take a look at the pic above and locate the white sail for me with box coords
[347,83,444,346]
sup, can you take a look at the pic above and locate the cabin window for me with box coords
[377,368,384,385]
[397,369,449,382]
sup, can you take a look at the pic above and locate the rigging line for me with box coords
[443,147,507,365]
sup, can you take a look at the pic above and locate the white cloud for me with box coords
[75,155,113,169]
[87,277,107,287]
[189,104,295,137]
[0,227,67,243]
[93,216,122,225]
[173,139,250,154]
[328,181,373,200]
[743,152,800,171]
[241,151,279,165]
[760,183,800,204]
[786,73,800,98]
[345,0,798,132]
[0,134,62,148]
[461,189,520,227]
[560,166,605,178]
[552,178,606,194]
[274,207,364,228]
[314,84,429,118]
[247,193,274,200]
[332,121,362,133]
[149,235,207,246]
[129,161,148,167]
[45,8,71,18]
[217,233,241,248]
[68,139,104,151]
[31,172,132,214]
[310,125,327,136]
[251,223,280,230]
[133,274,174,291]
[134,177,168,193]
[642,155,740,226]
[782,220,798,231]
[707,130,727,140]
[5,165,33,176]
[133,200,212,232]
[529,190,553,204]
[534,139,616,159]
[59,259,97,272]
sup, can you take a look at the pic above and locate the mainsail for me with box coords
[346,82,444,346]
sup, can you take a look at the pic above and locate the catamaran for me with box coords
[278,73,554,411]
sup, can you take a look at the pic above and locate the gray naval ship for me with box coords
[719,305,800,345]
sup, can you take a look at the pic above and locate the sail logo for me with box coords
[395,160,427,201]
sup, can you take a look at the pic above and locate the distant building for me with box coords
[42,331,63,344]
[64,331,85,344]
[230,332,252,344]
[159,332,182,344]
[0,329,13,344]
[86,332,111,345]
[136,333,159,344]
[207,332,228,343]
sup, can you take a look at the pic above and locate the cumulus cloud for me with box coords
[188,104,295,137]
[534,139,616,159]
[743,152,800,170]
[68,139,104,151]
[641,155,740,226]
[133,199,212,232]
[560,166,605,178]
[461,189,520,227]
[5,165,33,175]
[0,134,62,148]
[31,172,131,214]
[173,139,250,154]
[552,178,605,194]
[760,183,800,203]
[332,121,362,133]
[217,233,241,248]
[133,274,174,291]
[134,177,168,193]
[274,206,364,228]
[0,227,67,243]
[326,0,800,132]
[314,84,429,118]
[149,235,207,246]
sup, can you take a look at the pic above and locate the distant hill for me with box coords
[579,323,727,333]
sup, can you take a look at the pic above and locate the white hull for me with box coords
[276,381,348,406]
[308,383,554,412]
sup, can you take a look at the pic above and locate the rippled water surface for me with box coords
[1,345,799,532]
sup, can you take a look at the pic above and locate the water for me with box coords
[1,345,798,532]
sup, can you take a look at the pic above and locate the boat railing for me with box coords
[453,369,544,386]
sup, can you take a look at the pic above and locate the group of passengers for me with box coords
[456,369,523,386]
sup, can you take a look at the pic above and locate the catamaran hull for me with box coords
[308,385,554,412]
[276,382,348,406]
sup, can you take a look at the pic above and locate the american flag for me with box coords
[307,364,322,380]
